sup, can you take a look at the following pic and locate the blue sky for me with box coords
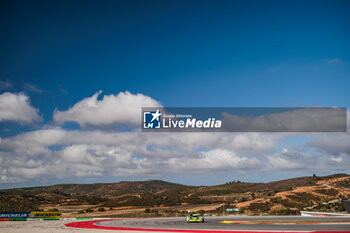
[0,0,349,188]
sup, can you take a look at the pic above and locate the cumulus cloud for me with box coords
[307,110,350,155]
[267,149,315,170]
[308,133,350,155]
[53,91,162,126]
[0,92,42,124]
[0,90,348,186]
[0,127,283,184]
[1,125,349,185]
[167,148,261,172]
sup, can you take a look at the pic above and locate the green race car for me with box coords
[186,213,204,223]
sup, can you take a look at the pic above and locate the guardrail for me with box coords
[301,211,350,217]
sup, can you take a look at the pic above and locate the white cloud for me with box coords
[0,127,282,184]
[1,125,349,185]
[0,92,42,124]
[167,148,261,172]
[307,110,350,155]
[53,91,162,126]
[267,150,313,170]
[266,145,350,172]
[330,156,342,163]
[0,90,349,186]
[308,133,350,155]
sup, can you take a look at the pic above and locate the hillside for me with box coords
[0,174,349,216]
[3,180,186,197]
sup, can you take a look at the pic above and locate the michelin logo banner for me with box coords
[142,107,347,132]
[29,211,62,218]
[0,212,30,218]
[0,211,62,219]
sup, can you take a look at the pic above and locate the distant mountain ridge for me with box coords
[2,179,187,196]
[1,174,349,214]
[2,173,349,196]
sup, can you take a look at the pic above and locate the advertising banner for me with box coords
[29,211,62,218]
[0,212,30,218]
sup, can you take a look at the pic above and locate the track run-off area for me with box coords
[66,216,350,233]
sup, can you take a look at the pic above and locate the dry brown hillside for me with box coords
[1,174,349,216]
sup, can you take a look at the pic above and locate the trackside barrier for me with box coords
[301,211,350,217]
[9,218,27,221]
[26,218,43,221]
[29,211,62,218]
[0,211,63,221]
[0,212,30,218]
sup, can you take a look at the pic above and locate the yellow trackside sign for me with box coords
[29,211,62,218]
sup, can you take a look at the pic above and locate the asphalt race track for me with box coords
[93,216,350,232]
